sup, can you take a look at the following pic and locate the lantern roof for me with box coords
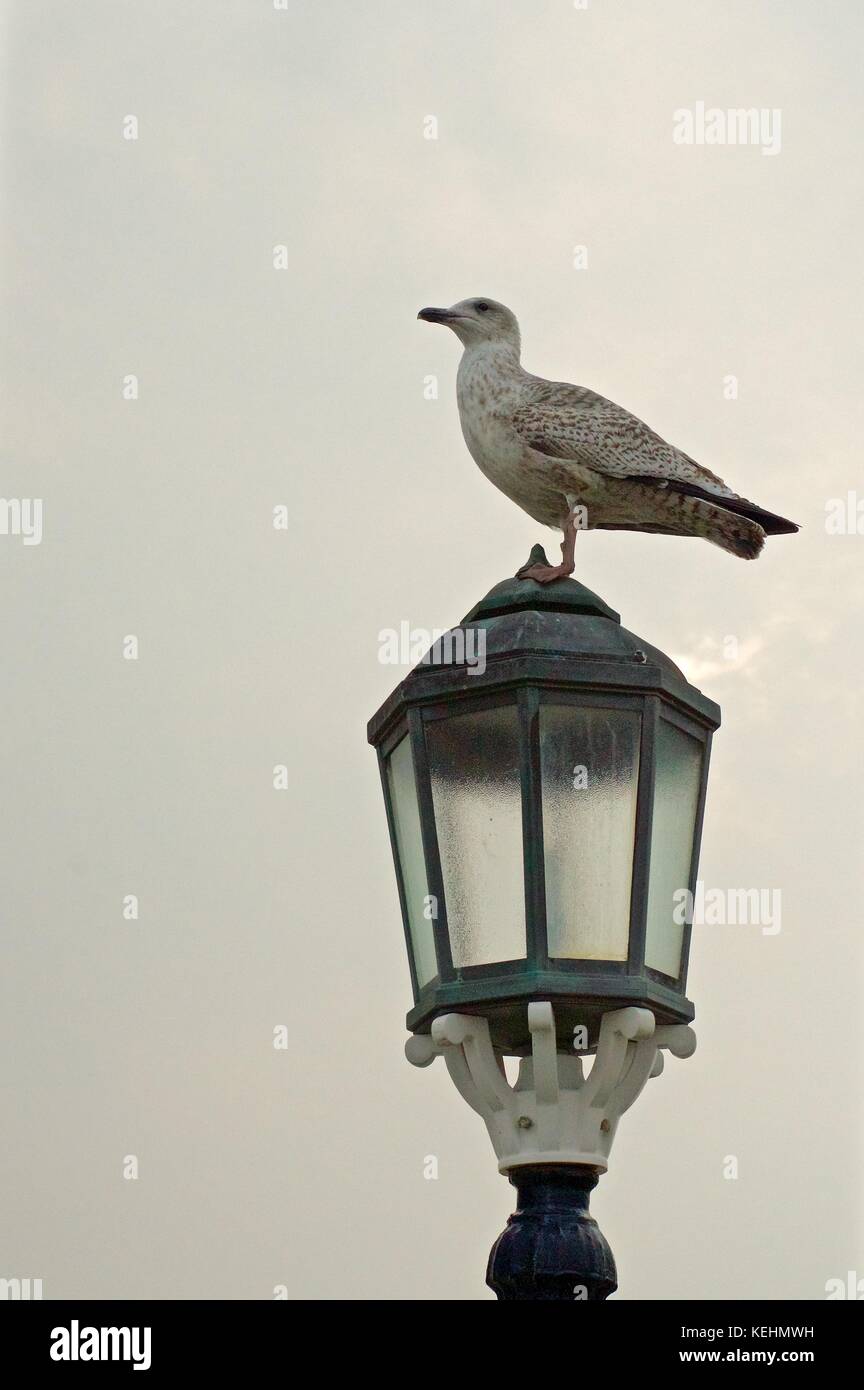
[367,546,720,746]
[460,543,689,683]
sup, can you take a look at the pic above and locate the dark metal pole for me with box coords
[486,1165,617,1301]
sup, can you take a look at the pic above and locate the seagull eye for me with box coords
[475,301,490,313]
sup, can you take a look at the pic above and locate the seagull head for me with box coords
[417,297,520,352]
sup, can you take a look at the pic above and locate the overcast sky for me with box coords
[1,0,861,1299]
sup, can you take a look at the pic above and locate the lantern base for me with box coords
[406,968,695,1052]
[486,1164,616,1301]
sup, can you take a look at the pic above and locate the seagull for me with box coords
[418,297,798,582]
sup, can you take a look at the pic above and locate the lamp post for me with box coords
[367,545,720,1300]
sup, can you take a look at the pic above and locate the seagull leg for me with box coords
[517,509,580,584]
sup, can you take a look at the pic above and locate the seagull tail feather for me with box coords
[689,497,766,559]
[670,480,799,535]
[608,485,768,558]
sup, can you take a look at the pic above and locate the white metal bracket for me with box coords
[405,1003,695,1173]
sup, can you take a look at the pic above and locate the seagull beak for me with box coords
[417,307,458,324]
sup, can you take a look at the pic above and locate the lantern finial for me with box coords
[518,542,553,573]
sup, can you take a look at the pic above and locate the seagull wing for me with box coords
[513,380,735,493]
[512,380,798,535]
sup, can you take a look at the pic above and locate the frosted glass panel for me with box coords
[645,721,703,978]
[426,706,526,967]
[387,735,438,989]
[540,706,640,960]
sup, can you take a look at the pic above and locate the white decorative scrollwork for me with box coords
[406,1003,696,1173]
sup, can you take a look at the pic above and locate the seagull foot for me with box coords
[516,562,574,584]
